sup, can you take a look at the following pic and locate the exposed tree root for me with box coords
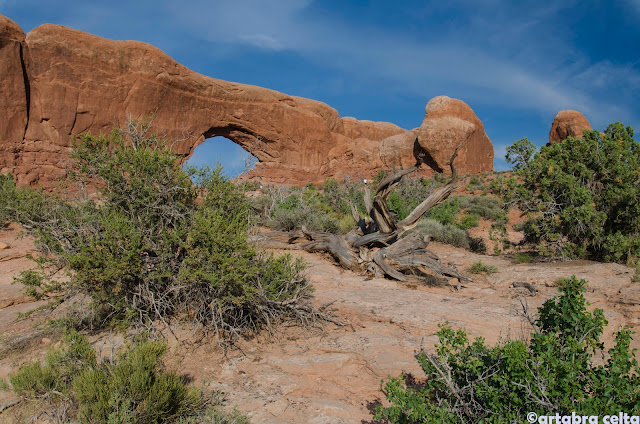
[251,142,473,287]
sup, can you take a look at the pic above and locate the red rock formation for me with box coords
[548,110,592,144]
[0,15,494,187]
[0,15,29,181]
[380,96,494,175]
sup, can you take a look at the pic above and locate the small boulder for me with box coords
[548,110,592,144]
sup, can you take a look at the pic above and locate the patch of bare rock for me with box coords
[0,222,640,424]
[0,222,638,422]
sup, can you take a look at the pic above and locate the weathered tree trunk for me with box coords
[250,143,471,287]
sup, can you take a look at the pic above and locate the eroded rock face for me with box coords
[0,15,28,179]
[548,110,592,144]
[0,15,494,186]
[380,96,494,175]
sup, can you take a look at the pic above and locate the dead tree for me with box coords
[250,143,471,287]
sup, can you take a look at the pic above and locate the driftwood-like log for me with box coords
[250,230,360,270]
[251,144,472,287]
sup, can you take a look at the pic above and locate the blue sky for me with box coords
[2,0,639,174]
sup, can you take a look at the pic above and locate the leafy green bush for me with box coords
[386,176,443,220]
[254,184,352,234]
[376,276,640,423]
[268,205,340,233]
[457,213,479,230]
[0,173,14,226]
[465,175,486,193]
[2,125,316,342]
[456,194,507,223]
[322,177,368,216]
[466,260,498,274]
[506,123,640,262]
[468,236,487,254]
[426,197,460,225]
[416,219,471,249]
[8,331,246,424]
[505,137,536,170]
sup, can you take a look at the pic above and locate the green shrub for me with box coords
[322,178,368,216]
[269,207,310,231]
[73,339,204,423]
[426,197,460,225]
[514,252,537,263]
[416,219,470,249]
[465,175,485,192]
[457,194,507,223]
[466,260,498,274]
[255,184,351,234]
[489,174,522,207]
[7,331,245,424]
[2,125,315,342]
[0,173,15,226]
[376,276,640,423]
[505,137,536,170]
[379,175,443,221]
[507,123,640,262]
[457,213,479,230]
[268,206,340,233]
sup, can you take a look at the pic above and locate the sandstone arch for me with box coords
[0,14,494,187]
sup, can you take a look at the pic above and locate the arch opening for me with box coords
[182,136,258,179]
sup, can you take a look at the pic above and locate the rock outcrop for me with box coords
[0,15,29,181]
[548,110,592,144]
[379,96,494,175]
[0,14,494,187]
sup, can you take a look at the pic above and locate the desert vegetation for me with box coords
[376,276,640,423]
[7,331,249,423]
[251,171,504,253]
[493,123,640,263]
[0,121,330,345]
[2,120,640,423]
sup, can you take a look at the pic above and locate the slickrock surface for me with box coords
[0,224,637,423]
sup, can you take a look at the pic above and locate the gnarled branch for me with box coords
[251,143,470,287]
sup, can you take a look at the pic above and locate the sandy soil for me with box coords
[0,223,638,423]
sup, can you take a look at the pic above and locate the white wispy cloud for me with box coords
[628,0,640,14]
[167,0,312,51]
[16,0,636,134]
[162,0,639,129]
[0,0,15,11]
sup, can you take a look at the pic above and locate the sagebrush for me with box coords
[7,331,248,424]
[1,123,323,343]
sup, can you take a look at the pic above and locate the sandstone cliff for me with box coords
[0,14,494,186]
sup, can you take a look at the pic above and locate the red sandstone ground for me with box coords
[0,221,638,423]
